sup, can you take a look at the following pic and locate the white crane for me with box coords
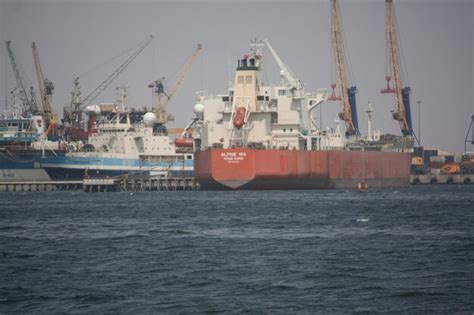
[264,39,303,91]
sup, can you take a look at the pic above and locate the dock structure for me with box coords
[1,175,471,192]
[411,174,474,185]
[83,177,199,192]
[0,181,83,192]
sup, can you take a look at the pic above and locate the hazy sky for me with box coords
[0,0,472,152]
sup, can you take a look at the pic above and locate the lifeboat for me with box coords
[175,137,194,148]
[233,107,246,129]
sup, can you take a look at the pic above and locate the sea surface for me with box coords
[0,185,473,313]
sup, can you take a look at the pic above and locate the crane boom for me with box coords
[264,39,302,90]
[154,43,202,124]
[32,42,55,115]
[163,44,202,109]
[32,43,45,112]
[81,35,154,108]
[382,0,413,136]
[329,0,358,135]
[5,40,38,115]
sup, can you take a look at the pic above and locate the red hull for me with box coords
[195,149,412,190]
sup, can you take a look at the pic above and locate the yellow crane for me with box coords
[32,42,57,128]
[150,43,202,125]
[381,0,413,136]
[328,0,359,136]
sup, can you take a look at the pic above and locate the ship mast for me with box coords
[381,0,413,136]
[328,0,359,136]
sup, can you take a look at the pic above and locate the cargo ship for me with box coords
[192,39,413,190]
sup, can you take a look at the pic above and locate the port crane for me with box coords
[32,42,57,133]
[5,40,38,115]
[381,0,413,136]
[149,43,202,125]
[328,0,359,136]
[465,115,474,153]
[81,35,154,108]
[63,35,154,131]
[264,39,303,92]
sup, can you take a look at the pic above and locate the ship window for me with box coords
[278,90,286,96]
[290,128,293,132]
[283,128,286,132]
[246,76,252,84]
[186,155,192,160]
[237,76,244,84]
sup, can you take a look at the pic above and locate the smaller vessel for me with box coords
[357,181,368,192]
[0,110,59,182]
[41,89,195,180]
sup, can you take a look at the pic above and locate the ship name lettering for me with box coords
[221,152,237,157]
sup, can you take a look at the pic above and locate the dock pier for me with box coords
[0,177,198,192]
[0,181,83,192]
[82,177,199,192]
[1,175,471,192]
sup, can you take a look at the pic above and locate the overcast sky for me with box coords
[0,0,472,152]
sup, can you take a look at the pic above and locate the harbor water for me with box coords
[0,186,473,313]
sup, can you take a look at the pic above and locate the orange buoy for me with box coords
[358,182,368,192]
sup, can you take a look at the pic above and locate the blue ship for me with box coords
[40,154,194,180]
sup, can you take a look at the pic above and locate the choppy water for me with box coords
[0,186,473,313]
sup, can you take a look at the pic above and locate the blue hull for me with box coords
[0,154,39,169]
[0,151,53,182]
[39,155,194,180]
[43,167,194,180]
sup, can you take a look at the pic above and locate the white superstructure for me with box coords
[194,39,346,152]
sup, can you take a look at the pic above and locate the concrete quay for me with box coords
[410,174,474,185]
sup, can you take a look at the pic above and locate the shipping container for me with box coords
[444,155,454,163]
[430,155,445,163]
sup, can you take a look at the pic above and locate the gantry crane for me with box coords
[381,0,413,136]
[32,42,56,128]
[150,43,202,125]
[5,40,38,115]
[328,0,359,136]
